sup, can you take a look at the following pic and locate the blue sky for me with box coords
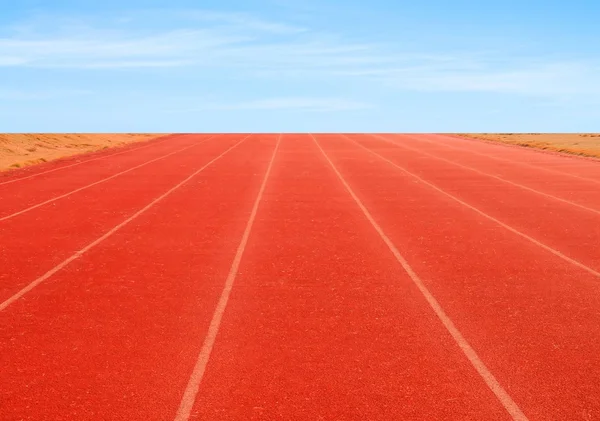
[1,0,599,132]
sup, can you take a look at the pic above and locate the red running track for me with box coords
[1,133,600,420]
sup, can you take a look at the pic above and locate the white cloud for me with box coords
[182,10,307,34]
[0,27,250,68]
[1,9,599,99]
[0,89,92,100]
[382,61,600,95]
[0,10,398,72]
[0,56,28,66]
[168,97,374,112]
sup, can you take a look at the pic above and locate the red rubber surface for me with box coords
[1,134,600,420]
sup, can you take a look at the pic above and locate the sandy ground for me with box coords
[0,133,166,171]
[456,133,600,159]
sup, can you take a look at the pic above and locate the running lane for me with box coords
[376,133,600,210]
[346,134,600,273]
[317,133,600,420]
[0,134,278,420]
[0,134,175,185]
[0,134,247,306]
[424,133,600,181]
[185,134,514,420]
[0,134,190,216]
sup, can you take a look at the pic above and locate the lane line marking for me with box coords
[408,134,600,186]
[0,134,176,187]
[0,136,215,222]
[341,134,600,279]
[0,135,251,312]
[441,133,600,167]
[311,134,529,421]
[368,134,600,216]
[174,135,281,421]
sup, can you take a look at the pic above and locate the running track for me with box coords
[1,133,600,420]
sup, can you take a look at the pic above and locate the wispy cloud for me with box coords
[0,10,413,73]
[0,89,92,100]
[0,26,251,69]
[182,10,307,34]
[1,9,600,98]
[380,61,600,95]
[0,56,28,66]
[168,97,374,112]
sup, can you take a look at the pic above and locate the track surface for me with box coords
[1,133,599,420]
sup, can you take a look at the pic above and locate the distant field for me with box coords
[0,133,166,171]
[457,133,600,159]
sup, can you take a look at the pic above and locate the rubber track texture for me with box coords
[317,134,600,420]
[346,134,600,274]
[426,133,600,180]
[0,135,245,305]
[0,134,178,186]
[186,134,513,420]
[2,133,600,420]
[0,134,278,420]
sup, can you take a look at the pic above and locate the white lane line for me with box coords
[174,134,281,421]
[311,134,529,421]
[0,134,175,187]
[368,134,600,217]
[343,134,600,280]
[407,134,600,186]
[0,136,214,222]
[0,135,251,313]
[441,133,600,167]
